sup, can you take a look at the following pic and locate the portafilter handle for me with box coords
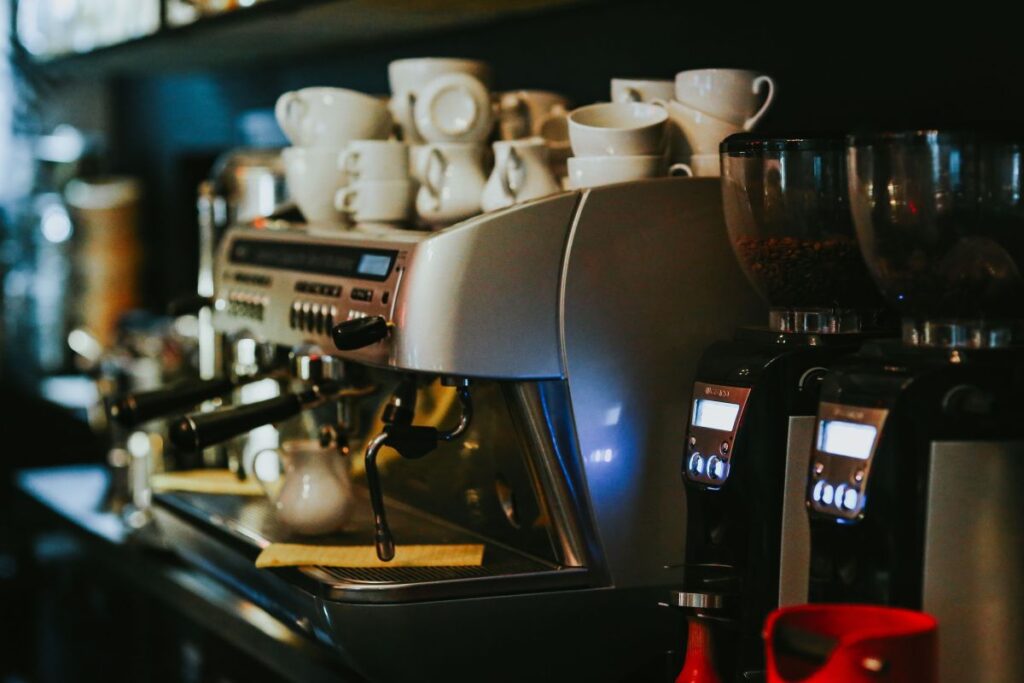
[108,376,240,429]
[169,391,309,451]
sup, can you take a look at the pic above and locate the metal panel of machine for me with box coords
[560,177,766,587]
[395,192,579,379]
[924,440,1024,683]
[778,415,813,607]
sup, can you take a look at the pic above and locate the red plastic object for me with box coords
[676,617,722,683]
[764,604,938,683]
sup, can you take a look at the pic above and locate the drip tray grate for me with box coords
[316,564,521,584]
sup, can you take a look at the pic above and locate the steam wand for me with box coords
[365,377,472,562]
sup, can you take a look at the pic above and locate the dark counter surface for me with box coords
[15,465,360,683]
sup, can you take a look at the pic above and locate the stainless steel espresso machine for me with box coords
[806,131,1024,683]
[146,178,764,682]
[675,135,888,681]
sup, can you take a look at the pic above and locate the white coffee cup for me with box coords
[664,100,744,157]
[275,87,392,148]
[673,68,775,130]
[282,146,349,225]
[481,138,561,212]
[388,58,493,144]
[676,153,720,178]
[415,142,487,227]
[611,78,675,104]
[498,90,571,143]
[388,57,493,93]
[339,140,409,181]
[568,102,668,157]
[566,154,666,189]
[412,73,494,143]
[335,179,414,223]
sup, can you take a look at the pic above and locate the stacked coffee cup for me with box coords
[333,140,416,231]
[387,58,494,228]
[565,101,674,189]
[662,69,776,177]
[276,87,393,226]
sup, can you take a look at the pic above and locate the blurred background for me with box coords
[0,1,1019,680]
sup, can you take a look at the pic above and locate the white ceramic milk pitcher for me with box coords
[415,142,487,228]
[254,439,354,536]
[481,138,560,212]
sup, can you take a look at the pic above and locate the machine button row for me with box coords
[351,288,374,302]
[290,300,337,334]
[226,291,267,320]
[811,479,859,511]
[687,453,728,482]
[295,281,342,297]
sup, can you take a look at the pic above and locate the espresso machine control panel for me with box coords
[807,401,889,520]
[684,382,751,487]
[213,226,421,366]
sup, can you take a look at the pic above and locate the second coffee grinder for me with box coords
[806,130,1024,683]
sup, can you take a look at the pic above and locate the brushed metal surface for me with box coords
[505,381,595,570]
[924,440,1024,683]
[212,225,423,368]
[778,415,813,607]
[213,192,580,378]
[560,178,766,587]
[670,591,726,609]
[395,192,579,378]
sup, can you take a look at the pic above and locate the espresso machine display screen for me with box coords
[692,398,740,431]
[228,239,397,281]
[816,420,876,460]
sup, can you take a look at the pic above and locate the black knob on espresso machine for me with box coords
[332,316,390,351]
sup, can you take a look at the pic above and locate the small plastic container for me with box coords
[764,604,938,683]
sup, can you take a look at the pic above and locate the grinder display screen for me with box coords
[818,420,877,460]
[228,239,396,281]
[692,399,741,431]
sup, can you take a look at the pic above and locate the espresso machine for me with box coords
[806,131,1024,683]
[143,178,764,682]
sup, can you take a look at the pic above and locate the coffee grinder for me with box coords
[676,135,887,682]
[807,131,1024,683]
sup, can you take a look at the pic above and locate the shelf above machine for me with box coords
[19,0,598,76]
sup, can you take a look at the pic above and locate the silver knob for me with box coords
[669,591,726,610]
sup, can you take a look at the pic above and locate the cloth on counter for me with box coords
[255,543,485,568]
[150,469,264,496]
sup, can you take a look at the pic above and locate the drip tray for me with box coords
[154,489,589,604]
